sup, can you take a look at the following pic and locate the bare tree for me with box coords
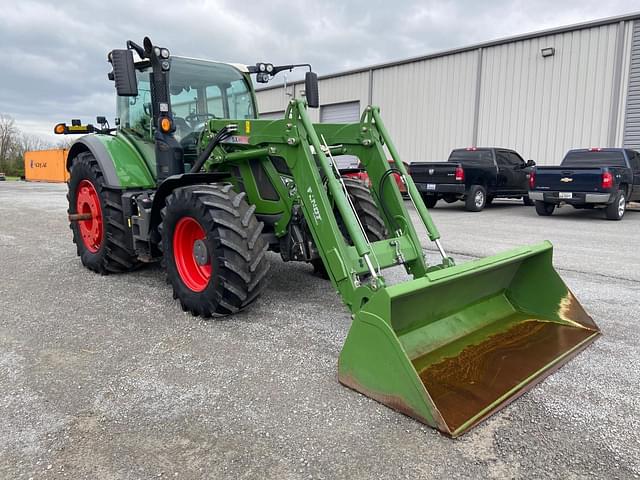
[19,132,53,153]
[0,114,18,172]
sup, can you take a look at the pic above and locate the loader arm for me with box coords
[205,99,445,312]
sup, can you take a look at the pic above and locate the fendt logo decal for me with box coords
[30,160,47,168]
[306,186,322,224]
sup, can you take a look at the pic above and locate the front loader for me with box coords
[59,37,600,437]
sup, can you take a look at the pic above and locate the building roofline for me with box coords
[257,11,640,92]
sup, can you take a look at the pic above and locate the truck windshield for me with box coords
[562,151,626,167]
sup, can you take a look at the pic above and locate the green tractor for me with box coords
[59,37,600,437]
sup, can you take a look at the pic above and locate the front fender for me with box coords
[66,134,155,188]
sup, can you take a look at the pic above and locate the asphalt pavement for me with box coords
[0,181,638,479]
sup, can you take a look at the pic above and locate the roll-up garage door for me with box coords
[624,20,640,150]
[320,101,362,169]
[320,101,360,123]
[259,110,285,120]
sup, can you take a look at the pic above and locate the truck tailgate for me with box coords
[534,167,605,192]
[410,162,458,184]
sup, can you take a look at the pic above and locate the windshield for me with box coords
[117,57,256,143]
[562,151,626,167]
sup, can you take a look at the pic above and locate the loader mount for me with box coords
[60,37,600,437]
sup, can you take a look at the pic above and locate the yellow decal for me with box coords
[245,120,251,134]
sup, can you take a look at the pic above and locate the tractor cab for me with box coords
[108,37,317,183]
[116,56,257,167]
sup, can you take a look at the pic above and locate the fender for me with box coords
[149,172,229,230]
[66,134,156,189]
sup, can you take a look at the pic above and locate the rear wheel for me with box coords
[312,178,386,277]
[465,185,486,212]
[605,189,626,221]
[535,201,555,216]
[422,195,438,208]
[67,152,138,273]
[162,184,269,317]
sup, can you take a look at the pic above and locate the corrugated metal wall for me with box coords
[478,24,619,164]
[623,20,640,150]
[255,18,636,164]
[372,51,478,161]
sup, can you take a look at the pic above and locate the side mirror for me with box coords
[305,71,319,108]
[526,159,536,167]
[109,49,138,97]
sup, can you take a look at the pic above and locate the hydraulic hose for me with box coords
[190,126,234,173]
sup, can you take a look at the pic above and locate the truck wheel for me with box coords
[605,189,626,221]
[312,178,386,277]
[67,152,138,274]
[523,195,534,206]
[422,195,438,208]
[465,185,486,212]
[161,184,270,317]
[535,201,555,216]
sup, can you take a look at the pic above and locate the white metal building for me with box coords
[256,13,640,165]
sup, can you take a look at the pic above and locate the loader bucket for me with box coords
[338,241,600,437]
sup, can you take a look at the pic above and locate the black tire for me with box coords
[535,201,555,216]
[605,189,626,221]
[67,152,139,274]
[422,195,438,208]
[523,195,535,206]
[162,184,269,317]
[312,178,386,277]
[465,185,487,212]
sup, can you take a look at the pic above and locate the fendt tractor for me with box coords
[57,37,600,437]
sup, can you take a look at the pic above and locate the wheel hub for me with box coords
[619,196,625,217]
[193,239,209,265]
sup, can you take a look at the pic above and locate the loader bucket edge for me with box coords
[338,241,601,437]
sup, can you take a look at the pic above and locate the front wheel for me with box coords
[535,201,555,216]
[605,189,626,221]
[162,184,270,317]
[465,185,486,212]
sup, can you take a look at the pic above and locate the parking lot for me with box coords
[1,181,639,479]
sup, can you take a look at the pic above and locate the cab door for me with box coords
[505,151,529,192]
[495,150,515,192]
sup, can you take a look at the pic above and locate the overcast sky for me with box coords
[1,0,638,141]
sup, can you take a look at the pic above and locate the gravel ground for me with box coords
[0,181,638,479]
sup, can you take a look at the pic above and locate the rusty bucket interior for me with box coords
[339,242,600,437]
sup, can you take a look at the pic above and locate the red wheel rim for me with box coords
[173,217,211,292]
[76,179,103,253]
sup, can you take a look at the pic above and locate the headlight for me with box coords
[266,63,274,73]
[258,63,266,72]
[160,48,170,59]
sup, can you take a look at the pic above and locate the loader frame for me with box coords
[201,99,453,313]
